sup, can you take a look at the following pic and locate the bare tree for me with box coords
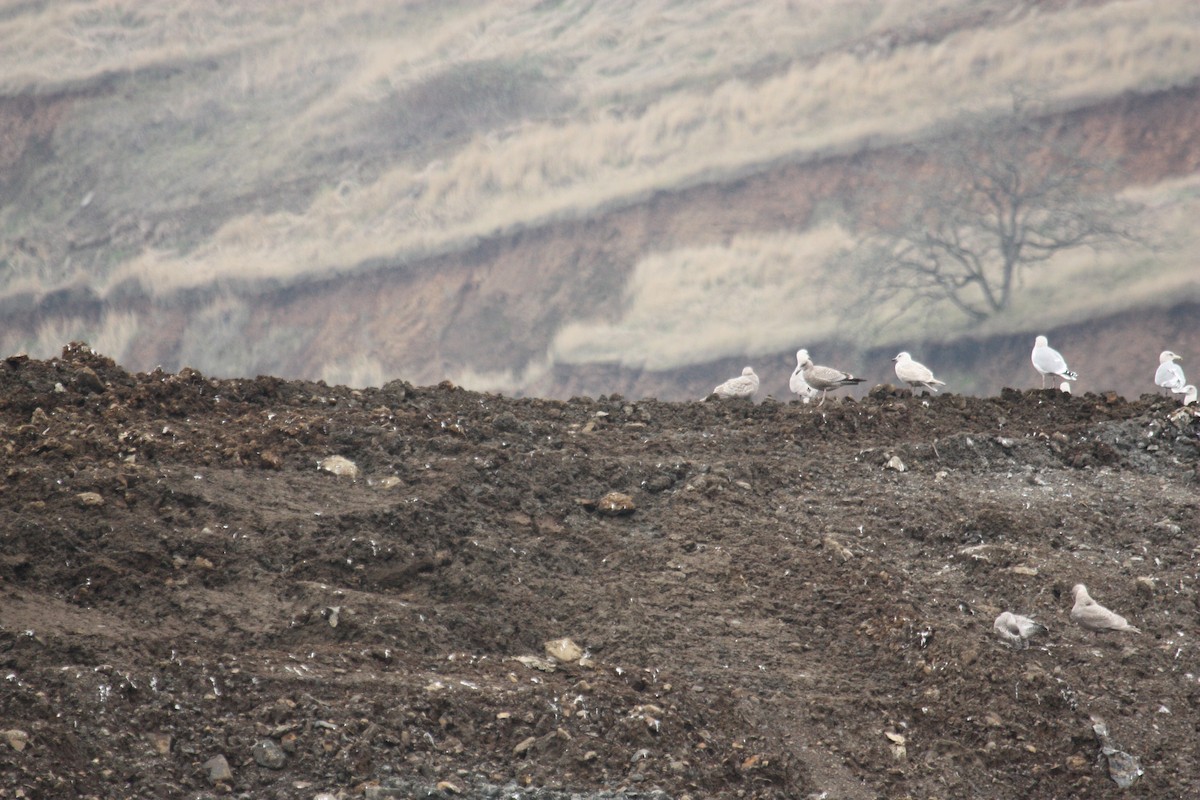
[840,98,1142,328]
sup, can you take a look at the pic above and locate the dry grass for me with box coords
[548,174,1200,371]
[550,225,854,370]
[97,0,1200,298]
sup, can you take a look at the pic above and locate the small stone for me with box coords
[375,476,403,489]
[149,732,172,755]
[252,739,287,769]
[436,780,462,794]
[259,450,283,470]
[885,456,906,472]
[513,736,537,756]
[1066,754,1089,771]
[1135,576,1156,596]
[77,492,104,507]
[75,366,105,394]
[3,729,29,751]
[365,788,409,799]
[193,556,215,570]
[512,655,557,672]
[318,455,359,478]
[30,408,50,427]
[203,754,233,783]
[821,535,854,562]
[595,491,636,516]
[544,637,583,663]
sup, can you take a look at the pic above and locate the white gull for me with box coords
[892,351,945,393]
[711,366,759,400]
[1154,350,1186,393]
[1070,584,1140,634]
[796,349,866,405]
[789,350,819,404]
[1031,335,1078,389]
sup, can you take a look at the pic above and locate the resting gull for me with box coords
[797,349,865,405]
[1070,584,1140,634]
[892,352,945,393]
[993,611,1048,649]
[789,350,819,404]
[1031,335,1078,389]
[1179,384,1197,406]
[711,366,759,400]
[1154,350,1186,394]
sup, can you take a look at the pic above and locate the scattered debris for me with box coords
[1092,717,1143,788]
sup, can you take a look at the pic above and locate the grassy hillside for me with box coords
[1,0,1199,391]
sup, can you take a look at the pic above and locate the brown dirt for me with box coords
[2,343,1199,799]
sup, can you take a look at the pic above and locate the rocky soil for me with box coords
[2,343,1199,799]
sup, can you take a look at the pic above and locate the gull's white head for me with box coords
[1183,385,1198,405]
[1160,350,1182,363]
[1071,584,1090,603]
[795,349,810,365]
[741,366,755,376]
[893,351,911,363]
[1034,335,1049,348]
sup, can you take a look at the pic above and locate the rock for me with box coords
[318,455,359,478]
[149,732,171,755]
[75,366,105,394]
[544,637,583,662]
[1135,576,1156,596]
[77,492,105,507]
[203,754,233,783]
[513,736,537,756]
[3,729,29,751]
[30,407,50,427]
[596,491,636,515]
[821,535,854,562]
[511,655,557,672]
[364,788,409,799]
[886,456,906,472]
[252,738,287,769]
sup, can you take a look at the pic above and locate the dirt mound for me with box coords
[2,343,1199,799]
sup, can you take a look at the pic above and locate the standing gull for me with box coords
[1154,350,1186,394]
[711,366,759,400]
[1031,335,1078,389]
[797,349,866,405]
[1070,584,1140,634]
[993,611,1048,649]
[789,350,819,404]
[892,352,946,393]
